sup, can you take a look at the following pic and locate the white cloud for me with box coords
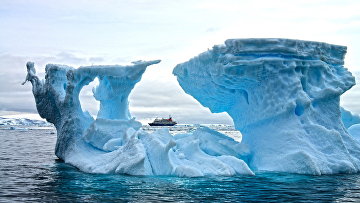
[1,0,360,123]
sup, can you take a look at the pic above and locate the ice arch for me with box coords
[173,38,360,175]
[23,60,253,177]
[23,60,160,159]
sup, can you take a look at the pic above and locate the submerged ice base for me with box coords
[23,61,253,177]
[174,38,360,175]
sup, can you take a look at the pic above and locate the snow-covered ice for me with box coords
[0,117,49,126]
[174,38,360,175]
[23,60,253,177]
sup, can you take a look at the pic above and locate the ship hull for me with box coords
[148,123,176,126]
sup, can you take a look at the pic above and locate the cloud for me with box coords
[89,57,105,63]
[341,72,360,114]
[129,79,233,124]
[1,0,360,123]
[54,52,88,64]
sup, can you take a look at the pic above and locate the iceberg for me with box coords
[0,117,49,126]
[23,61,253,176]
[174,38,360,175]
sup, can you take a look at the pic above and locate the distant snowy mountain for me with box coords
[0,117,50,126]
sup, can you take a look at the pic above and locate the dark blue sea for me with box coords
[1,128,360,202]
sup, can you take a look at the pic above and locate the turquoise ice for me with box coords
[23,60,252,177]
[174,38,360,175]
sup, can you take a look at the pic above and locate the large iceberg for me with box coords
[23,61,253,176]
[174,38,360,175]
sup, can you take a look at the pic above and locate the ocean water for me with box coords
[1,128,360,202]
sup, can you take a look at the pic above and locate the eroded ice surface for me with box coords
[23,61,253,177]
[174,38,360,175]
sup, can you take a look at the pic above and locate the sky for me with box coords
[0,0,359,124]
